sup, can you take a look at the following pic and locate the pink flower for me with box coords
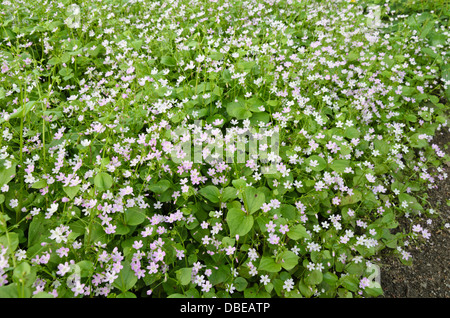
[268,233,280,245]
[359,277,370,289]
[147,262,159,274]
[332,196,341,205]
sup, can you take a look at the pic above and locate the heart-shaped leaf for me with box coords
[148,180,171,194]
[243,187,265,214]
[198,185,220,203]
[258,256,281,273]
[124,207,146,226]
[94,172,113,191]
[226,208,254,237]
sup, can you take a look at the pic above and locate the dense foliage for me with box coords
[0,0,449,298]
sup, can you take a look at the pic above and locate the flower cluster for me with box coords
[0,0,448,298]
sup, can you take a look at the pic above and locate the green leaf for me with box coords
[299,279,314,298]
[410,133,428,148]
[47,57,60,65]
[266,100,279,107]
[0,162,17,186]
[167,293,188,298]
[221,236,235,247]
[234,277,248,292]
[340,189,362,206]
[198,185,220,203]
[345,262,364,275]
[0,232,19,254]
[161,55,176,67]
[337,288,353,298]
[323,271,338,286]
[405,114,417,122]
[28,215,50,247]
[402,86,415,97]
[58,67,72,77]
[222,69,232,82]
[60,52,71,64]
[330,160,350,173]
[340,274,359,292]
[221,187,238,202]
[243,187,265,214]
[213,86,223,97]
[374,163,389,175]
[226,99,251,120]
[306,155,326,171]
[94,172,113,191]
[280,204,296,220]
[373,140,389,155]
[124,207,146,226]
[250,112,270,125]
[305,270,323,285]
[237,61,256,72]
[148,180,171,194]
[364,286,384,297]
[0,283,19,298]
[176,267,192,286]
[430,32,447,47]
[32,292,54,298]
[116,291,137,298]
[244,284,271,298]
[287,224,310,240]
[86,222,108,244]
[209,51,224,61]
[226,208,253,237]
[76,260,94,277]
[113,260,138,292]
[344,127,360,139]
[63,185,80,200]
[13,262,31,281]
[232,179,246,189]
[398,193,423,211]
[209,264,230,286]
[347,50,359,61]
[31,179,47,189]
[258,256,282,273]
[131,40,143,51]
[279,251,299,270]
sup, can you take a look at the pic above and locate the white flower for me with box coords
[30,208,41,216]
[315,263,324,272]
[24,174,36,184]
[15,249,27,261]
[365,173,376,183]
[81,139,91,147]
[353,256,363,264]
[154,201,163,209]
[283,278,294,292]
[49,225,70,243]
[4,160,12,169]
[9,199,18,208]
[309,159,318,167]
[47,202,58,214]
[65,4,81,29]
[57,262,71,276]
[260,275,270,285]
[195,55,205,63]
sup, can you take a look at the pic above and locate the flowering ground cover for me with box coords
[0,0,449,298]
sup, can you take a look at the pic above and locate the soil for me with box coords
[379,124,450,298]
